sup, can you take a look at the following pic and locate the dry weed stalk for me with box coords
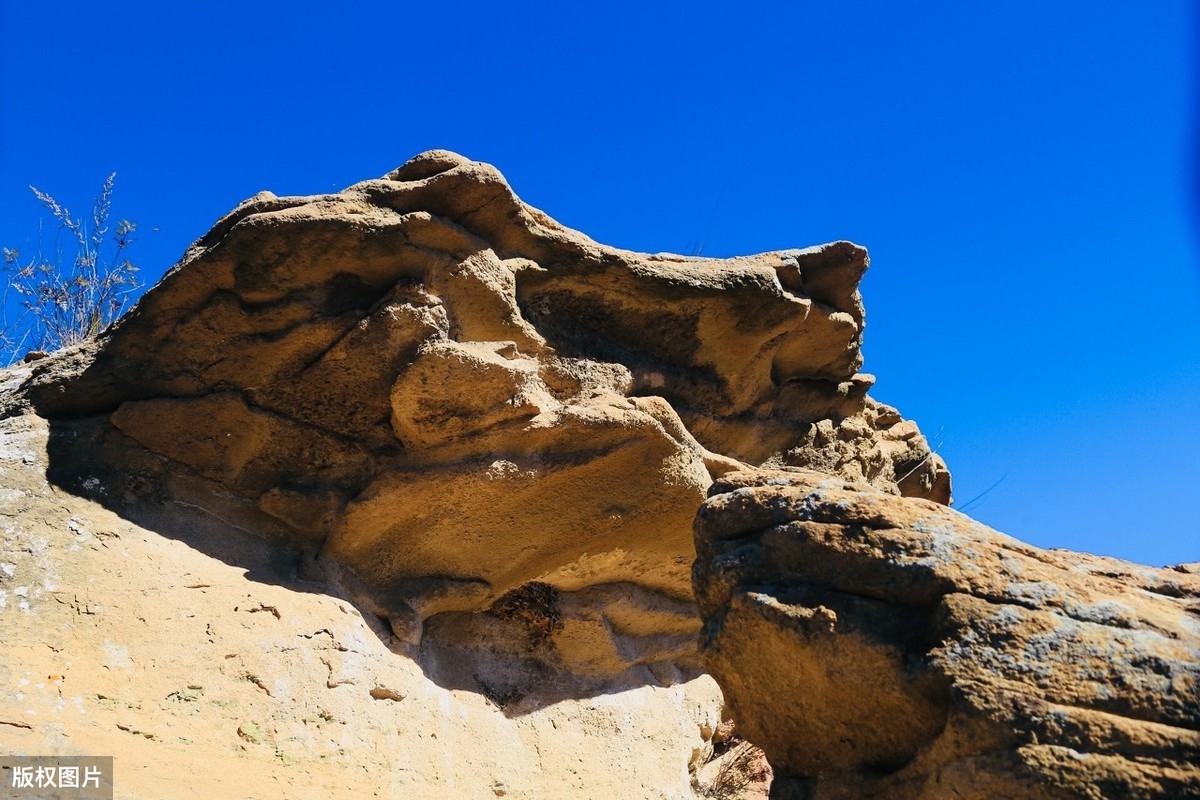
[2,173,140,363]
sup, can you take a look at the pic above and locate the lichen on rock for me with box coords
[692,468,1200,798]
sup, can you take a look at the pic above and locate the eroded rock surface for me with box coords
[693,469,1200,798]
[4,150,946,680]
[0,411,733,799]
[3,150,1187,799]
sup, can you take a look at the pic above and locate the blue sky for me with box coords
[2,2,1197,566]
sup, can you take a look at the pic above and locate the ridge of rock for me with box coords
[5,150,948,682]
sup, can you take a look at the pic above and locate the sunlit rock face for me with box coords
[11,150,947,680]
[10,151,1196,798]
[693,468,1200,798]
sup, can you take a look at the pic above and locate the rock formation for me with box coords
[693,468,1200,798]
[0,409,737,798]
[5,150,1188,798]
[6,149,946,685]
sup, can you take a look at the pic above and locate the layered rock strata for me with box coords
[693,468,1200,798]
[7,150,947,680]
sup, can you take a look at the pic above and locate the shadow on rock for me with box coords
[39,409,707,715]
[11,149,949,721]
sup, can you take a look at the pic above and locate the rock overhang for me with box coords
[7,149,949,675]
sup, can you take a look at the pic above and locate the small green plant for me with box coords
[2,173,141,363]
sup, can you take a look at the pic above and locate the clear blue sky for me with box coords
[3,2,1197,566]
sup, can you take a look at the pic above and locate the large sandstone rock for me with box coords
[4,150,1185,798]
[0,410,735,799]
[5,150,947,679]
[693,469,1200,798]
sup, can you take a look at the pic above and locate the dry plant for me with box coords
[702,738,774,799]
[2,173,140,363]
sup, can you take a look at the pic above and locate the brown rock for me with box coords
[0,411,730,799]
[9,150,1181,799]
[693,468,1200,798]
[5,150,947,676]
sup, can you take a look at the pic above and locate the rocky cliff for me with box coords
[693,469,1199,798]
[5,149,947,681]
[1,151,1192,799]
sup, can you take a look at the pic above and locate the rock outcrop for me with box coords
[6,150,947,682]
[693,469,1200,798]
[0,410,736,799]
[2,150,1193,798]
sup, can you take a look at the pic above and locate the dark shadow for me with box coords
[44,413,358,605]
[40,411,706,718]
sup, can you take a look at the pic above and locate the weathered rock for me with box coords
[0,410,733,799]
[6,150,1187,798]
[693,469,1200,798]
[5,150,947,678]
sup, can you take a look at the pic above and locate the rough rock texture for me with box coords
[693,468,1200,799]
[3,150,1190,798]
[4,149,947,680]
[0,410,736,799]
